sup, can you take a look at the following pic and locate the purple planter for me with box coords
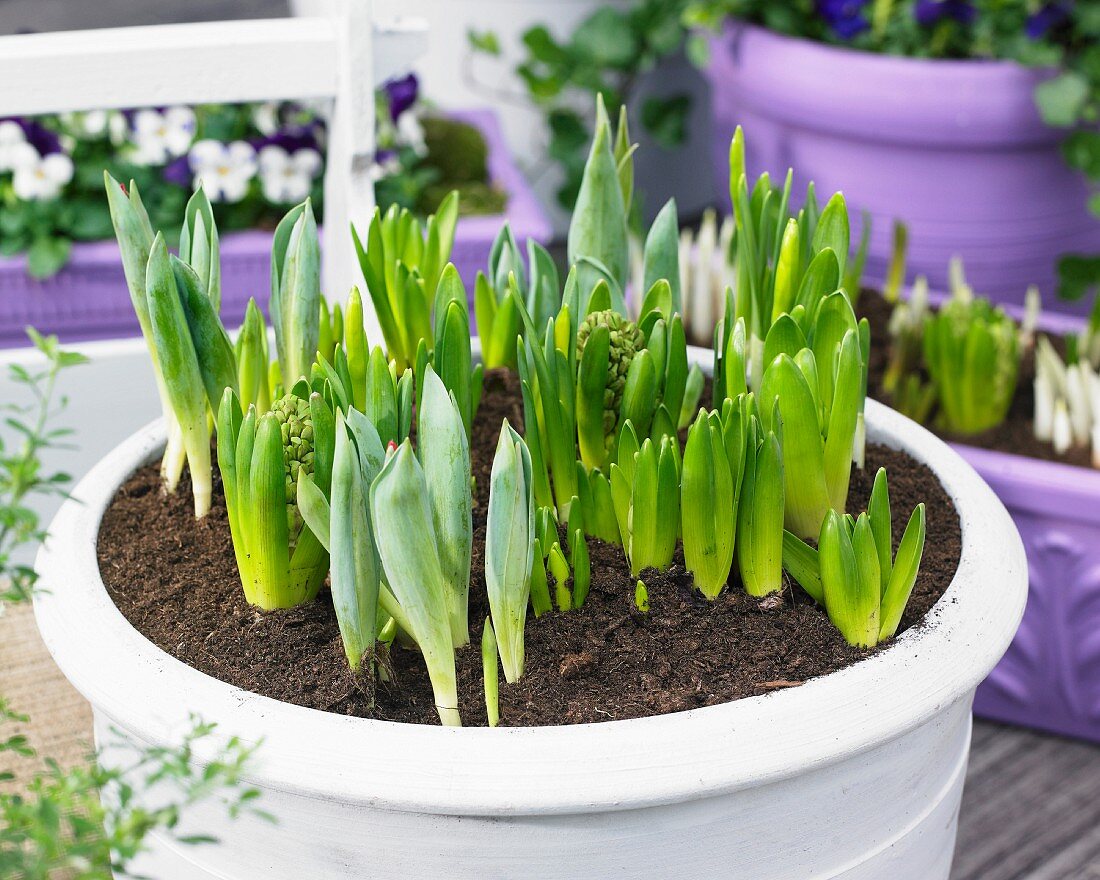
[914,297,1100,741]
[704,22,1100,317]
[960,443,1100,742]
[0,108,550,348]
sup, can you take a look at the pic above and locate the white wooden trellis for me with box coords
[0,0,427,337]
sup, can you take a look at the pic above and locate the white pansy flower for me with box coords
[130,106,196,165]
[189,139,257,203]
[9,143,73,200]
[257,145,322,203]
[0,120,27,172]
[60,109,112,139]
[108,112,129,146]
[395,110,426,156]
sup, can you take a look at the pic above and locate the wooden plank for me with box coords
[0,19,342,115]
[0,16,426,116]
[952,721,1100,880]
[0,0,289,35]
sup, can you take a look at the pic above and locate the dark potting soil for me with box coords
[98,368,961,727]
[859,290,1092,469]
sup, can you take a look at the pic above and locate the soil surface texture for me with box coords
[99,368,961,727]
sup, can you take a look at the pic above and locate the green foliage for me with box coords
[351,195,459,371]
[783,468,927,647]
[922,286,1021,436]
[0,329,87,606]
[468,0,694,209]
[692,0,1100,301]
[0,715,266,879]
[485,422,536,683]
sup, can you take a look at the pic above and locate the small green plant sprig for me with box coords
[783,468,927,648]
[0,713,266,878]
[0,329,87,607]
[351,193,459,372]
[717,126,870,370]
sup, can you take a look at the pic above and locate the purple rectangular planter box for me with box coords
[0,107,550,348]
[704,21,1100,318]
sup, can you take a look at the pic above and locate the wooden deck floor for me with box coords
[954,721,1100,879]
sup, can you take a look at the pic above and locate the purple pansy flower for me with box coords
[383,74,419,122]
[1026,2,1071,38]
[914,0,976,26]
[162,155,192,187]
[255,127,322,156]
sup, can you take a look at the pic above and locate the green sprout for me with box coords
[482,619,501,728]
[757,299,865,539]
[610,423,681,578]
[270,199,321,387]
[475,225,562,370]
[485,421,535,683]
[371,440,462,727]
[922,284,1020,436]
[567,96,632,313]
[216,384,332,610]
[783,468,927,648]
[352,193,459,371]
[736,414,785,598]
[680,404,743,599]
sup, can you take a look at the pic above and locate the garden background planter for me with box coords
[365,0,715,235]
[915,295,1100,741]
[704,21,1100,316]
[33,345,1026,879]
[0,107,550,348]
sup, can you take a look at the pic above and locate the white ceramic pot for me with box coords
[34,349,1026,879]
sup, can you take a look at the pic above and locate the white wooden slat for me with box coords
[0,17,427,116]
[0,0,425,333]
[0,19,338,116]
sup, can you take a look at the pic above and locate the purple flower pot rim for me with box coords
[711,20,1060,147]
[721,20,1050,76]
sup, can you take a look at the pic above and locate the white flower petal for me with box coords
[258,144,290,173]
[227,140,257,171]
[41,153,74,185]
[291,148,322,176]
[7,142,41,171]
[188,139,226,170]
[0,120,26,146]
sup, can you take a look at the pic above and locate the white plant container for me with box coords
[34,348,1026,879]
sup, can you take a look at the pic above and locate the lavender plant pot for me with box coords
[704,22,1100,316]
[0,108,550,349]
[932,304,1100,741]
[959,444,1100,741]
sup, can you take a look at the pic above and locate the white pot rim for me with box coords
[34,347,1026,817]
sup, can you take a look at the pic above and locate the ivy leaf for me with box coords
[571,7,638,69]
[547,109,589,163]
[1057,253,1100,303]
[1063,130,1100,180]
[641,95,692,149]
[467,28,501,56]
[1034,71,1090,126]
[25,236,72,279]
[522,25,570,66]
